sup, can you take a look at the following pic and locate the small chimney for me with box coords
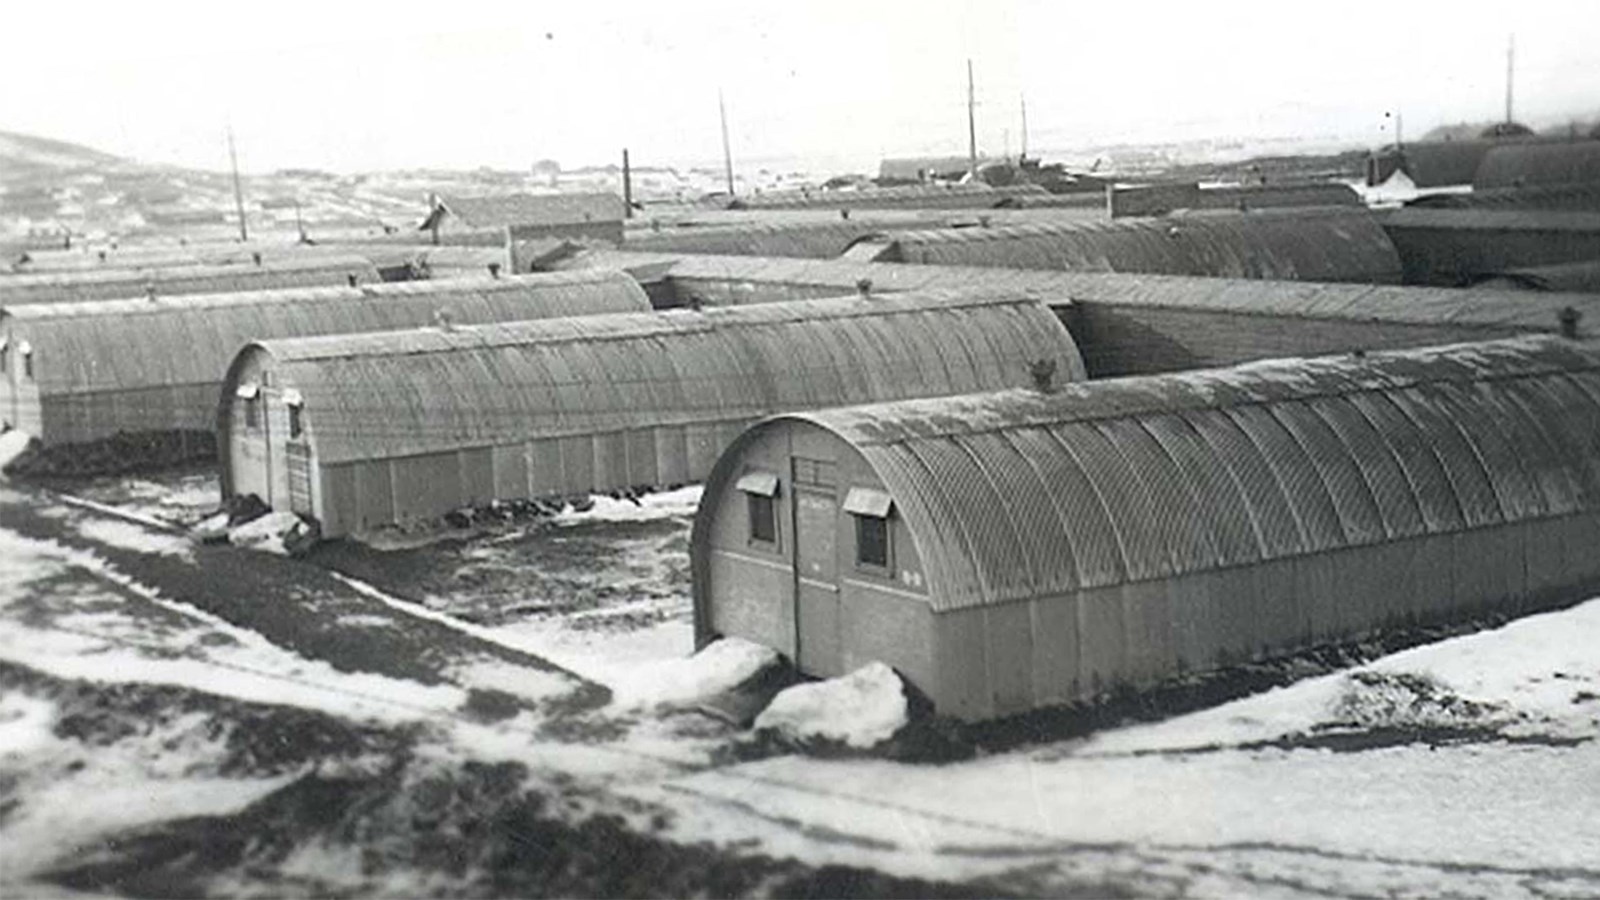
[347,273,358,287]
[1560,306,1582,339]
[978,214,992,228]
[145,282,158,302]
[252,251,263,265]
[840,208,851,220]
[488,262,502,279]
[434,309,455,332]
[1029,359,1058,394]
[856,278,873,299]
[97,250,107,263]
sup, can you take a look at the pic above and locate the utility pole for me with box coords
[1505,33,1515,124]
[1020,93,1029,160]
[622,148,634,218]
[966,59,978,180]
[227,125,248,243]
[718,89,735,197]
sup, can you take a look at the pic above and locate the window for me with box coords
[284,388,304,440]
[748,494,777,544]
[0,337,8,374]
[736,470,780,548]
[844,486,894,572]
[235,383,260,429]
[21,344,33,380]
[855,515,889,568]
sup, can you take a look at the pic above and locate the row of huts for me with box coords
[7,189,1600,724]
[1368,136,1600,190]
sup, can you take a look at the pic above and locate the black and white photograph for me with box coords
[2,1,1599,896]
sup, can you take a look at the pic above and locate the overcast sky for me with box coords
[3,0,1596,175]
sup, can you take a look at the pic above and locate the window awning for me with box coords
[843,486,893,518]
[281,388,304,407]
[234,383,259,400]
[735,470,779,497]
[0,337,7,352]
[17,341,32,355]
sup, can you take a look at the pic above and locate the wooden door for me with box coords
[793,486,842,676]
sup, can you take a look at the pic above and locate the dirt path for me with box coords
[0,482,609,719]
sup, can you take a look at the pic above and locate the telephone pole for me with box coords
[1505,34,1515,124]
[227,125,248,243]
[966,59,978,180]
[1020,93,1029,160]
[718,89,735,197]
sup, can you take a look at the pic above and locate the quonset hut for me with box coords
[217,291,1085,537]
[1473,141,1600,190]
[0,255,382,306]
[691,337,1600,720]
[851,210,1404,283]
[562,251,1600,377]
[1,271,650,446]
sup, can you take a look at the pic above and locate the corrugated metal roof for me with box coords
[245,290,1085,465]
[1369,141,1508,188]
[1474,142,1600,190]
[438,192,625,228]
[0,255,382,306]
[1406,182,1600,212]
[1471,258,1600,293]
[735,183,1048,211]
[571,250,1600,334]
[3,242,377,275]
[1381,207,1600,234]
[871,209,1403,283]
[6,270,649,400]
[748,336,1600,611]
[623,221,892,259]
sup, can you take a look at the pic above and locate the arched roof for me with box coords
[0,255,382,306]
[5,270,649,399]
[624,221,897,259]
[722,336,1600,611]
[565,250,1600,335]
[236,291,1085,465]
[1474,142,1600,190]
[870,209,1403,283]
[735,183,1049,211]
[1406,182,1600,212]
[1471,258,1600,293]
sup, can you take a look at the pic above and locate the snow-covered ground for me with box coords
[3,474,1597,898]
[657,599,1600,896]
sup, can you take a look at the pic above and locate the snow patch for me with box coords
[552,486,702,526]
[228,510,308,555]
[755,662,908,749]
[0,692,57,757]
[611,637,779,709]
[0,429,31,472]
[74,517,194,560]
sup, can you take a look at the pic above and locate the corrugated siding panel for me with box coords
[1224,404,1347,550]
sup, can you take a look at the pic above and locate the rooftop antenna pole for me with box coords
[227,124,248,243]
[1505,33,1515,123]
[1020,93,1029,160]
[966,59,978,180]
[718,89,735,197]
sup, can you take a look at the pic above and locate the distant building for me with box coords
[878,156,995,183]
[420,192,626,268]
